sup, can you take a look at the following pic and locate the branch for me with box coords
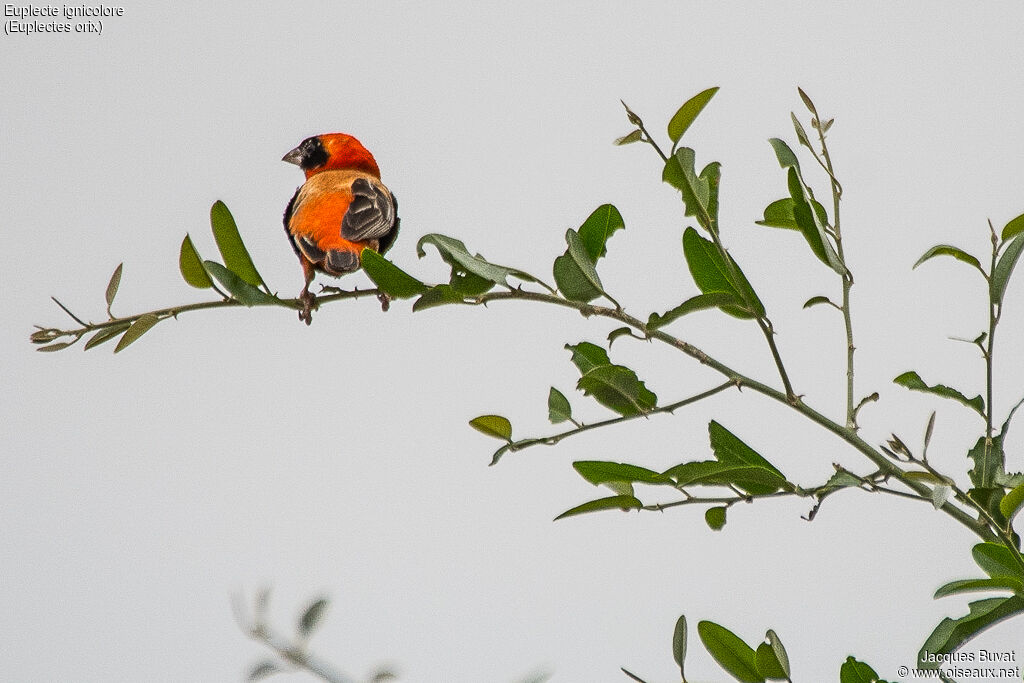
[494,381,737,460]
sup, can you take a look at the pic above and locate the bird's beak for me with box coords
[282,145,304,165]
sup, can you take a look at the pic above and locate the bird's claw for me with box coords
[377,292,392,312]
[299,289,316,325]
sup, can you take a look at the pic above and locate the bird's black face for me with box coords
[282,136,329,171]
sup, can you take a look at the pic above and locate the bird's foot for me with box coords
[377,292,392,312]
[299,288,316,325]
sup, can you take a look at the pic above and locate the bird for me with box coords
[282,133,400,324]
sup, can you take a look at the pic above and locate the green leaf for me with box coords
[648,292,742,330]
[663,148,711,225]
[701,161,722,228]
[247,660,282,682]
[756,197,828,232]
[697,621,764,683]
[754,641,787,680]
[663,461,787,495]
[973,542,1024,581]
[667,87,719,144]
[469,415,512,442]
[797,87,818,117]
[573,461,672,487]
[614,129,643,146]
[992,232,1024,304]
[412,284,466,311]
[607,327,635,346]
[105,263,123,311]
[803,295,835,309]
[767,139,846,276]
[839,657,882,683]
[893,370,985,418]
[360,248,428,298]
[968,437,1003,490]
[577,204,625,262]
[554,494,642,520]
[548,387,573,424]
[1002,211,1024,241]
[210,200,264,288]
[791,112,813,151]
[913,244,983,272]
[918,596,1024,668]
[682,227,763,319]
[553,229,605,302]
[204,261,278,306]
[764,630,790,679]
[577,365,658,417]
[179,234,213,289]
[565,342,612,375]
[84,323,131,351]
[672,615,687,676]
[114,314,160,353]
[934,577,1024,599]
[298,597,329,638]
[417,234,538,288]
[999,481,1024,524]
[704,506,727,530]
[709,421,786,478]
[36,341,77,353]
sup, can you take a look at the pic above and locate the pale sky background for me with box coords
[2,2,1023,681]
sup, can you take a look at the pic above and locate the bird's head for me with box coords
[282,133,381,179]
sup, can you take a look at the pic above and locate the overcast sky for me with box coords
[3,2,1023,681]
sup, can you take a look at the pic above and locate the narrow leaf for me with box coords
[992,232,1024,304]
[469,415,512,442]
[765,630,790,679]
[573,461,672,487]
[360,248,428,298]
[705,506,727,530]
[607,327,636,346]
[36,341,77,353]
[913,244,983,272]
[204,261,278,306]
[211,200,264,288]
[620,668,647,682]
[298,597,329,638]
[664,461,787,495]
[554,494,642,520]
[697,621,764,683]
[614,129,643,146]
[672,615,687,674]
[893,370,984,417]
[114,314,160,353]
[918,596,1024,668]
[247,660,281,681]
[663,148,711,224]
[682,227,763,319]
[648,292,742,330]
[934,577,1024,599]
[548,387,573,424]
[84,323,131,351]
[179,234,213,289]
[797,87,818,117]
[791,112,812,151]
[105,263,123,310]
[667,87,719,144]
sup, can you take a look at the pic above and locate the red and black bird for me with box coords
[282,133,399,324]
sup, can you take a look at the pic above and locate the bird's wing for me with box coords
[341,177,397,242]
